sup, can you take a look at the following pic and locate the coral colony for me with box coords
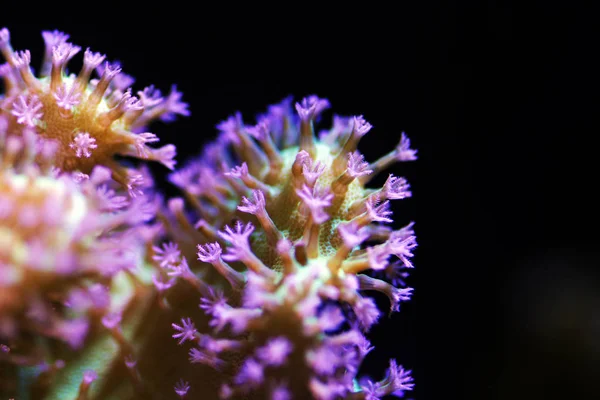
[0,27,416,400]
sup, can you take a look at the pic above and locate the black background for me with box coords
[2,2,597,399]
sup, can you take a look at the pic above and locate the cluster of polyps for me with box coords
[0,27,188,188]
[0,124,161,397]
[0,25,419,399]
[159,96,417,399]
[0,27,189,399]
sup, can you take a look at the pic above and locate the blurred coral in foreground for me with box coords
[0,125,159,398]
[1,27,417,400]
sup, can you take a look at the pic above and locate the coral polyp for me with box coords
[0,28,188,186]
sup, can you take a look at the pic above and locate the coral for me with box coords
[0,125,160,398]
[0,27,181,399]
[156,95,417,399]
[0,26,418,400]
[0,27,188,187]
